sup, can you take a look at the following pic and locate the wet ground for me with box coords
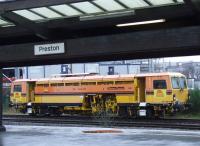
[0,125,200,146]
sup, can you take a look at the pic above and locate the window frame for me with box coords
[179,77,187,89]
[153,80,167,89]
[171,77,180,89]
[14,85,22,92]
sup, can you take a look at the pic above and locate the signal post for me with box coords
[0,68,6,131]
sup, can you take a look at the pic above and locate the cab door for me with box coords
[137,77,146,102]
[146,76,170,103]
[179,77,189,103]
[27,81,35,102]
[13,84,22,104]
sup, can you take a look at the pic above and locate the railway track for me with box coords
[3,114,200,130]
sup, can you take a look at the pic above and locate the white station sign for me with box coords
[34,43,65,55]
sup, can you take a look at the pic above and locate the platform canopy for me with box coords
[0,0,185,27]
[0,0,197,45]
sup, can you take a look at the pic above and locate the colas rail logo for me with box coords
[156,89,164,97]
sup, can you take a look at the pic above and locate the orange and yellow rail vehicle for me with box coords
[10,72,189,118]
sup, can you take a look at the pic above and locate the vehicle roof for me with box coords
[135,72,185,77]
[36,74,135,83]
[13,79,37,82]
[13,72,185,83]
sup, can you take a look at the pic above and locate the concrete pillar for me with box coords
[83,64,86,73]
[0,69,6,131]
[14,67,20,79]
[43,66,46,78]
[26,67,29,79]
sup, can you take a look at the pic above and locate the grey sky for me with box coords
[164,55,200,62]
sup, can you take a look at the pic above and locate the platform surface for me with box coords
[0,125,200,146]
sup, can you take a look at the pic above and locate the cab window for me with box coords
[179,77,187,89]
[14,85,22,92]
[171,77,179,89]
[153,80,167,89]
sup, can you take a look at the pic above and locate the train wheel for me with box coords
[127,107,137,118]
[117,106,129,117]
[36,107,49,117]
[48,107,62,116]
[159,110,165,119]
[146,109,155,119]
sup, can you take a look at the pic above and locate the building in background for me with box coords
[4,59,200,89]
[21,59,151,79]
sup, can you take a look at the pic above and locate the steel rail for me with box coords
[3,115,200,130]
